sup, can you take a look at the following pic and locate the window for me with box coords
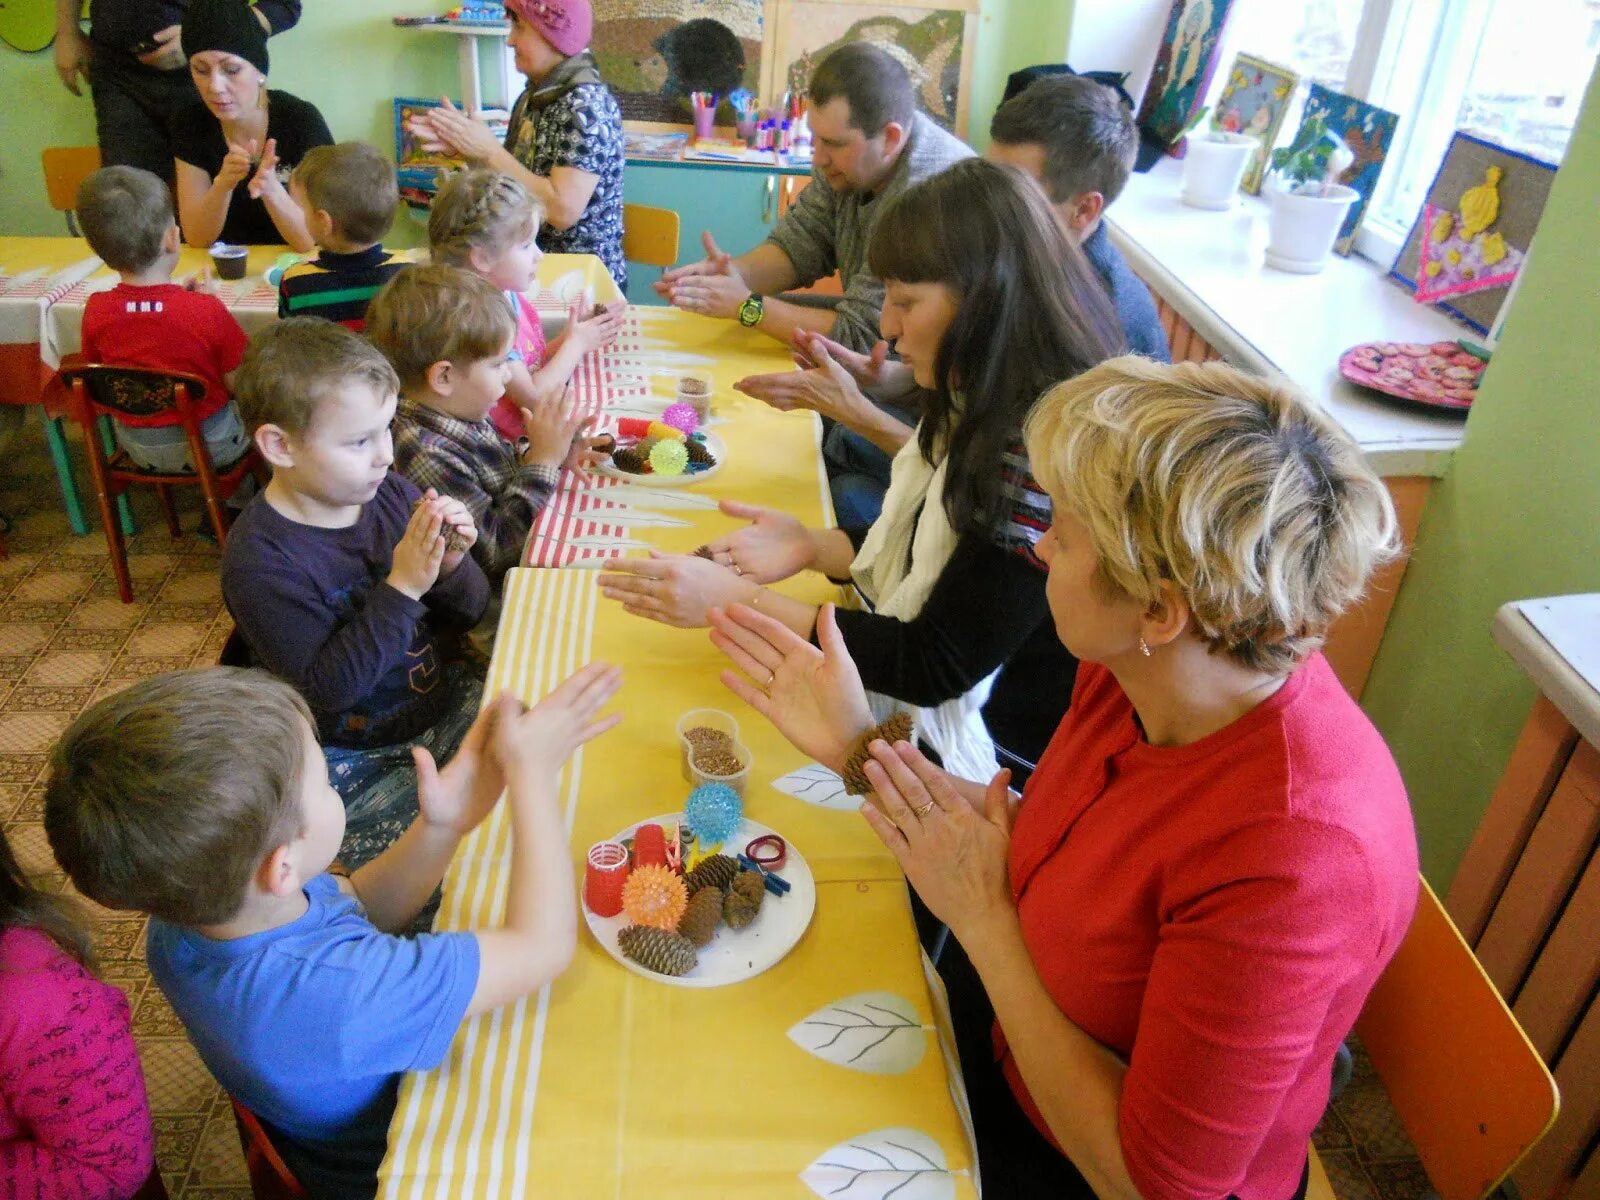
[1203,0,1600,260]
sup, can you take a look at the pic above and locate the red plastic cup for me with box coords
[632,823,667,869]
[584,841,630,917]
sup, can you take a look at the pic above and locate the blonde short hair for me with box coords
[235,317,399,436]
[1025,356,1399,674]
[367,264,514,390]
[428,167,543,268]
[292,142,399,245]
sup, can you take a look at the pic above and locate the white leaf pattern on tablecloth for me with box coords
[800,1128,956,1200]
[772,762,856,810]
[788,992,928,1074]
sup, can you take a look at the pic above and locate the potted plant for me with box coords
[1178,108,1258,211]
[1263,116,1358,273]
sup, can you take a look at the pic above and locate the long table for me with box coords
[381,309,980,1198]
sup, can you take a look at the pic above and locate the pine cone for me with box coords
[685,439,716,466]
[840,712,914,795]
[723,869,766,930]
[613,445,649,474]
[676,883,723,947]
[618,924,698,977]
[686,853,741,894]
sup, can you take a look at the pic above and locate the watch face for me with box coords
[739,295,763,326]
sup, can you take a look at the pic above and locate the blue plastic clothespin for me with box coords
[737,854,791,896]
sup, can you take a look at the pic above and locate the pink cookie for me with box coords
[1430,341,1459,355]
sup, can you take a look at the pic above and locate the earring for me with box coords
[1138,636,1152,657]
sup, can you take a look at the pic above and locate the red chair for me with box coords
[58,363,265,602]
[230,1097,308,1200]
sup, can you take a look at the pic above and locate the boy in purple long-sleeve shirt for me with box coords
[223,318,489,869]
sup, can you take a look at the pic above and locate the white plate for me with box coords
[596,430,724,488]
[584,812,815,988]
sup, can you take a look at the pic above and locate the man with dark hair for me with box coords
[53,0,302,187]
[987,74,1170,361]
[655,41,970,353]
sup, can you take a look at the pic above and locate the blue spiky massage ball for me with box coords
[683,782,742,845]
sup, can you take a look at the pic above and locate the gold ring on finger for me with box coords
[913,800,936,819]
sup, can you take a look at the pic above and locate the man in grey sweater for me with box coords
[654,42,971,355]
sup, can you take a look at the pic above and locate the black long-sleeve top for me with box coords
[87,0,301,51]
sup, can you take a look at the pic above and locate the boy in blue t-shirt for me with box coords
[43,662,621,1200]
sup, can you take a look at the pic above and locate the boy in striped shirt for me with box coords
[278,142,409,332]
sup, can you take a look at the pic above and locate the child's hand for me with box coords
[492,663,623,779]
[184,266,219,296]
[561,415,602,471]
[425,489,479,575]
[414,693,515,838]
[569,300,626,355]
[218,139,256,190]
[388,496,447,600]
[520,387,585,469]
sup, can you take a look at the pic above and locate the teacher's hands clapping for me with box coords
[406,97,504,164]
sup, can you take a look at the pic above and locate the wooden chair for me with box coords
[230,1097,308,1200]
[622,202,680,270]
[1306,877,1560,1199]
[42,146,103,235]
[59,364,265,602]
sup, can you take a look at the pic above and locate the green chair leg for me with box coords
[95,415,136,536]
[40,413,89,536]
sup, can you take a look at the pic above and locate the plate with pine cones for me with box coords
[597,429,725,487]
[584,812,816,987]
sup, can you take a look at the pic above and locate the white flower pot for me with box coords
[1180,133,1257,210]
[1264,181,1359,274]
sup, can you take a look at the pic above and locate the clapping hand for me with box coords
[491,663,624,778]
[247,138,282,200]
[521,388,585,468]
[734,343,874,423]
[407,97,503,162]
[793,331,917,400]
[415,694,513,838]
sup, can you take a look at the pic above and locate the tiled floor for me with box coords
[0,414,1428,1200]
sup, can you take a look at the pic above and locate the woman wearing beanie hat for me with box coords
[409,0,627,290]
[169,0,332,250]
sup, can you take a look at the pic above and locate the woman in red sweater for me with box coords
[708,357,1420,1200]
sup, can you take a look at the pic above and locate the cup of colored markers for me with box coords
[584,840,630,917]
[690,91,717,141]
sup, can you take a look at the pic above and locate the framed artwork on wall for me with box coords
[1137,0,1236,149]
[1298,83,1399,255]
[591,0,764,124]
[1390,130,1558,335]
[1211,53,1297,194]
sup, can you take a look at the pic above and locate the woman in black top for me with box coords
[170,0,331,250]
[598,160,1125,780]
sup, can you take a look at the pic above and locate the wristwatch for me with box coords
[738,293,765,328]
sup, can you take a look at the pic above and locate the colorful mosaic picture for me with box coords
[779,4,967,131]
[1300,84,1399,254]
[1138,0,1235,147]
[591,0,763,124]
[1212,53,1297,194]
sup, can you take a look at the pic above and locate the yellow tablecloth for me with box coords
[382,312,979,1199]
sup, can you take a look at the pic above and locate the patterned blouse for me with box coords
[507,82,628,292]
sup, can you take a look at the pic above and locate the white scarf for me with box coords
[850,431,1001,782]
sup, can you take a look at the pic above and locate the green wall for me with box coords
[0,0,1071,239]
[1362,60,1600,885]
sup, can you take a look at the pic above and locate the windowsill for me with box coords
[1106,157,1472,479]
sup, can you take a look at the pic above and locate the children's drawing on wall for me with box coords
[1138,0,1235,148]
[592,0,762,123]
[779,4,966,132]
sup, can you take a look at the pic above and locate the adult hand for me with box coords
[491,662,623,777]
[859,740,1016,941]
[55,23,92,95]
[711,601,873,773]
[735,347,875,425]
[408,97,503,163]
[700,500,816,583]
[415,693,514,838]
[520,389,584,469]
[218,139,257,191]
[793,331,917,401]
[247,138,282,200]
[598,551,755,628]
[568,299,625,355]
[653,231,741,298]
[387,498,446,600]
[135,25,185,70]
[667,269,748,320]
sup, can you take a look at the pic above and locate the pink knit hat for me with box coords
[505,0,593,57]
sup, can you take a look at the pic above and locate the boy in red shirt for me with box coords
[76,166,251,475]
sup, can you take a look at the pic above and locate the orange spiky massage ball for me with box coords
[621,864,688,930]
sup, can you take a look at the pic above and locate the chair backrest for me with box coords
[230,1097,308,1200]
[60,363,209,424]
[42,145,103,225]
[1355,877,1560,1200]
[622,202,680,269]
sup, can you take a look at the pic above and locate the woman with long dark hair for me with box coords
[598,159,1124,779]
[0,828,155,1194]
